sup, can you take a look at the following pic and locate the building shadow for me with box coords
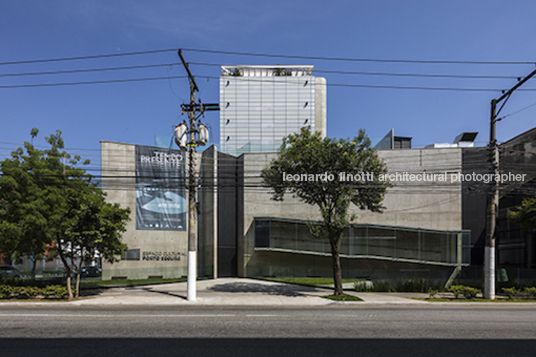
[207,281,324,297]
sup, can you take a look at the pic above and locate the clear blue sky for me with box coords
[1,0,536,166]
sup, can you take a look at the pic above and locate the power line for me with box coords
[0,48,177,66]
[0,75,187,89]
[1,60,525,80]
[3,73,536,92]
[0,62,183,77]
[189,61,525,80]
[497,100,536,121]
[182,48,536,65]
[1,46,535,67]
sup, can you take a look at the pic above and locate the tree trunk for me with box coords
[31,257,37,280]
[57,240,74,301]
[330,243,343,296]
[66,275,73,300]
[75,255,82,298]
[75,273,80,298]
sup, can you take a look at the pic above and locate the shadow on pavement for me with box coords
[139,287,187,300]
[207,282,323,297]
[79,289,106,297]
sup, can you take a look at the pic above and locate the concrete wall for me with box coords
[217,152,239,277]
[461,147,488,265]
[237,148,464,277]
[100,141,200,280]
[199,145,218,278]
[314,77,327,138]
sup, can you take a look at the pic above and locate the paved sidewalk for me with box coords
[345,291,429,304]
[75,278,333,306]
[0,278,431,306]
[69,278,427,306]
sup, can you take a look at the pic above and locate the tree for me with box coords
[509,196,536,231]
[41,129,130,300]
[61,192,129,297]
[0,129,55,278]
[261,127,389,295]
[0,128,130,300]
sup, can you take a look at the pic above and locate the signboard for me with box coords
[135,146,186,230]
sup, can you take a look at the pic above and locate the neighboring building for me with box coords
[219,65,326,156]
[460,128,536,281]
[497,127,536,271]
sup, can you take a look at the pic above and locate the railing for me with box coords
[254,218,471,267]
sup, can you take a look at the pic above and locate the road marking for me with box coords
[0,314,237,318]
[246,314,281,317]
[0,313,287,318]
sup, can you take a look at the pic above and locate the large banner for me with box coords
[135,146,186,230]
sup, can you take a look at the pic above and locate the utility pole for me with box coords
[484,66,536,300]
[176,49,219,301]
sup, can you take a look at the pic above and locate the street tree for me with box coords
[509,195,536,231]
[62,192,129,297]
[261,127,389,295]
[0,128,130,299]
[41,129,130,299]
[0,129,55,277]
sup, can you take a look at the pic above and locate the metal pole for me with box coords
[484,99,498,299]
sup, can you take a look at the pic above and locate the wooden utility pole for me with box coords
[177,49,219,301]
[484,67,536,299]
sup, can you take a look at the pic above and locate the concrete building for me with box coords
[219,65,326,156]
[96,126,536,284]
[100,140,473,282]
[100,141,202,280]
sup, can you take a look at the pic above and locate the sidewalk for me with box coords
[67,278,428,306]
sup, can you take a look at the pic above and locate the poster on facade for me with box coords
[135,145,186,230]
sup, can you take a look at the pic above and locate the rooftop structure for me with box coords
[221,65,314,77]
[219,65,326,156]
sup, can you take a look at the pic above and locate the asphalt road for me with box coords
[1,305,535,356]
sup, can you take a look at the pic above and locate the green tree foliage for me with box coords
[509,196,536,231]
[261,127,389,295]
[0,128,130,299]
[62,191,129,297]
[0,128,55,277]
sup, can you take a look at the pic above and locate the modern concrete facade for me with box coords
[235,148,466,278]
[219,65,327,156]
[100,141,203,280]
[100,141,470,281]
[99,127,536,283]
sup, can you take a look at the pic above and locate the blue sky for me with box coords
[1,0,536,166]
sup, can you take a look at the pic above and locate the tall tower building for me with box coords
[219,65,326,156]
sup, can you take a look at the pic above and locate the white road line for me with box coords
[246,314,281,317]
[0,314,237,318]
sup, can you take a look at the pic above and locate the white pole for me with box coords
[187,251,197,301]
